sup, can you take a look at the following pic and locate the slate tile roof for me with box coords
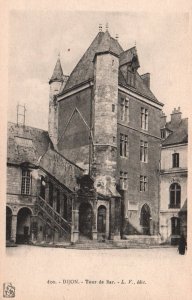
[49,57,64,84]
[61,30,161,104]
[7,122,84,189]
[7,122,51,165]
[162,118,188,146]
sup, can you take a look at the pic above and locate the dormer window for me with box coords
[127,69,135,87]
[161,129,165,139]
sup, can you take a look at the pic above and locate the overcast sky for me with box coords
[8,10,190,130]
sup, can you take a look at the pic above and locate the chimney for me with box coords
[171,107,182,126]
[160,111,167,128]
[141,73,150,88]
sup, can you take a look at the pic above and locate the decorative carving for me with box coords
[170,178,180,183]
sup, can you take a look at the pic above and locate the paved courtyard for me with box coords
[3,246,192,300]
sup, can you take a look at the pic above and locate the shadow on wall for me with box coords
[122,219,142,236]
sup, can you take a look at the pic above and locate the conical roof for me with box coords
[96,30,122,56]
[49,57,64,84]
[63,30,123,91]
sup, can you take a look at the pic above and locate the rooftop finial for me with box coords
[134,40,137,47]
[99,24,102,32]
[106,22,109,31]
[58,51,60,58]
[115,34,119,40]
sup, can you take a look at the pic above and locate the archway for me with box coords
[79,203,93,239]
[6,207,12,241]
[16,207,32,244]
[97,205,106,235]
[140,204,151,235]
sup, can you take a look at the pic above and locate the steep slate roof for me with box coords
[7,122,84,190]
[96,30,123,55]
[119,47,140,68]
[7,122,51,165]
[61,30,161,105]
[49,57,64,84]
[63,31,123,91]
[162,118,188,146]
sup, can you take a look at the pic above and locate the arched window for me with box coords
[171,217,180,235]
[169,183,181,208]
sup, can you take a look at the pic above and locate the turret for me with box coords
[93,30,120,195]
[48,56,64,148]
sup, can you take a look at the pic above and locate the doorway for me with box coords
[79,203,93,239]
[140,204,151,235]
[16,207,32,244]
[97,205,106,234]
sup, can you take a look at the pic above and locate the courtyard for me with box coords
[3,245,192,300]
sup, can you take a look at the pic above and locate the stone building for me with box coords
[49,27,164,242]
[6,27,164,245]
[160,108,188,244]
[6,122,85,244]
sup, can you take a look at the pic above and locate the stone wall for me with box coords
[117,91,162,235]
[58,87,92,170]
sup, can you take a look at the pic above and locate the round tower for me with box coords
[48,56,64,148]
[93,30,119,195]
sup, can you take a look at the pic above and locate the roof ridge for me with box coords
[8,121,48,133]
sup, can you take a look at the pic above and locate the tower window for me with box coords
[112,104,115,112]
[140,140,148,162]
[21,170,31,195]
[120,97,129,122]
[172,153,179,168]
[140,176,147,192]
[169,183,181,208]
[120,172,128,190]
[141,108,148,130]
[120,134,128,157]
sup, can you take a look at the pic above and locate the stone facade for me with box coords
[160,109,188,244]
[55,29,163,242]
[8,28,185,247]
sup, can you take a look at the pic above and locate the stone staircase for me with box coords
[113,235,161,248]
[67,235,161,249]
[36,196,71,239]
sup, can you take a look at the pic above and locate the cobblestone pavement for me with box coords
[3,246,192,300]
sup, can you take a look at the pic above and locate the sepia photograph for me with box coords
[1,1,192,299]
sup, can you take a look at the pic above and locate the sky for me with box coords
[8,10,190,130]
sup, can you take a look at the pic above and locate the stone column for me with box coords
[11,215,17,243]
[45,183,50,203]
[31,216,38,243]
[92,202,98,241]
[110,198,121,240]
[149,217,153,236]
[71,210,79,243]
